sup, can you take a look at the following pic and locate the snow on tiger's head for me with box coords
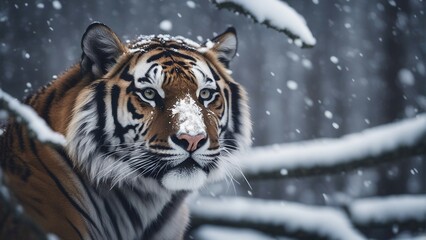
[66,22,252,190]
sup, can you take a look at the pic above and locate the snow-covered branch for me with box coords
[190,195,426,239]
[190,196,365,240]
[193,225,278,240]
[0,89,65,146]
[211,0,316,48]
[349,195,426,235]
[237,114,426,180]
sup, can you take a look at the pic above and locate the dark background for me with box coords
[0,0,425,236]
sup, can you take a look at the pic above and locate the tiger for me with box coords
[0,22,251,240]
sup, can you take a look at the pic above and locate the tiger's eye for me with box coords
[200,89,211,100]
[143,88,156,100]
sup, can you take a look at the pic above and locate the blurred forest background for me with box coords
[0,0,425,238]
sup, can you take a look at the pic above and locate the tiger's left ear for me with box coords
[205,27,238,68]
[81,22,126,78]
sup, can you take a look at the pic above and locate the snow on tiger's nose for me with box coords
[171,94,206,136]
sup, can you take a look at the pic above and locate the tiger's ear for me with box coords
[81,22,125,77]
[205,27,238,68]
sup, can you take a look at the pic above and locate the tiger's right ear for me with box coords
[80,22,125,78]
[205,27,238,68]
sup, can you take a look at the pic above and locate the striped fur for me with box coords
[0,23,251,240]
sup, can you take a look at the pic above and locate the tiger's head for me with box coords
[66,23,251,191]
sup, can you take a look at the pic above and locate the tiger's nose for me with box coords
[177,134,206,152]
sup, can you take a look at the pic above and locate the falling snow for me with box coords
[159,20,173,31]
[186,1,196,9]
[330,56,339,64]
[332,122,340,129]
[1,1,424,239]
[398,69,415,86]
[52,0,62,10]
[324,110,333,119]
[286,80,298,90]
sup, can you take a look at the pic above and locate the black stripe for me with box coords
[27,85,47,106]
[93,82,108,152]
[41,90,56,126]
[224,132,238,151]
[104,199,121,240]
[28,140,102,236]
[111,85,126,143]
[147,52,170,63]
[58,71,83,97]
[140,44,162,52]
[228,82,242,134]
[148,134,157,143]
[66,218,84,240]
[14,123,25,151]
[147,50,196,63]
[136,123,145,133]
[142,192,187,239]
[127,100,144,119]
[168,51,196,62]
[223,89,230,133]
[137,77,151,83]
[145,63,159,78]
[207,62,220,81]
[120,65,134,82]
[149,145,173,150]
[114,189,143,228]
[175,61,189,67]
[162,61,174,66]
[141,126,149,136]
[54,147,106,236]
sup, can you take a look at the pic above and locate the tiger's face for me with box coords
[66,23,251,191]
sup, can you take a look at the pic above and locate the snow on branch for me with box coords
[0,89,66,146]
[190,196,365,240]
[194,225,278,240]
[349,195,426,228]
[211,0,316,48]
[237,114,426,180]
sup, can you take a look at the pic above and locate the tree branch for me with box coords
[0,89,65,147]
[189,195,426,239]
[236,114,426,181]
[189,196,365,240]
[0,89,64,239]
[211,0,316,48]
[347,195,426,237]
